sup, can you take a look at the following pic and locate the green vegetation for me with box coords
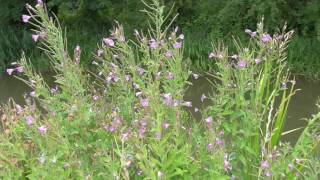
[1,0,320,77]
[1,1,319,179]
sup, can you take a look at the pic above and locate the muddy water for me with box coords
[1,74,320,144]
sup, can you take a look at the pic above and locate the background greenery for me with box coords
[1,0,320,77]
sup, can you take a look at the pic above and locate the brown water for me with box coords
[1,74,320,144]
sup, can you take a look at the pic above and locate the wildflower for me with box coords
[97,49,104,57]
[137,67,145,75]
[165,50,173,58]
[16,104,23,114]
[207,143,214,151]
[137,170,143,176]
[36,0,43,6]
[140,98,149,108]
[163,122,170,130]
[192,73,199,79]
[173,41,182,49]
[295,172,300,177]
[261,34,272,43]
[133,83,140,89]
[167,72,174,80]
[209,52,216,59]
[255,58,262,64]
[201,94,207,102]
[245,29,257,38]
[6,68,14,75]
[265,172,272,177]
[224,160,232,172]
[15,66,24,73]
[261,161,270,169]
[238,60,247,69]
[135,92,142,97]
[30,91,36,97]
[157,171,164,178]
[288,163,294,171]
[32,34,40,42]
[181,101,192,107]
[26,115,34,126]
[121,132,130,141]
[219,130,224,136]
[173,100,181,107]
[163,93,173,106]
[178,34,184,40]
[22,15,31,23]
[194,107,199,112]
[38,126,47,135]
[149,39,158,50]
[50,85,58,94]
[231,54,238,59]
[39,154,46,164]
[281,82,287,90]
[93,95,99,101]
[103,38,115,47]
[205,116,213,124]
[125,75,131,82]
[216,139,224,146]
[139,127,147,138]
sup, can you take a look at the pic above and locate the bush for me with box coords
[0,1,319,179]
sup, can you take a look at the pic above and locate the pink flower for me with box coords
[93,95,99,101]
[30,91,36,97]
[173,42,182,49]
[216,139,224,146]
[165,51,173,58]
[261,161,270,169]
[26,115,34,126]
[140,98,149,108]
[6,68,14,75]
[207,143,214,151]
[209,52,216,59]
[37,0,43,6]
[163,93,173,106]
[15,66,24,73]
[163,122,170,129]
[224,160,232,172]
[22,15,31,23]
[32,34,40,42]
[167,72,174,80]
[103,38,115,47]
[265,172,272,177]
[261,34,272,43]
[238,60,247,69]
[205,116,212,124]
[38,126,47,135]
[255,58,262,64]
[125,75,131,82]
[149,39,158,50]
[245,29,257,38]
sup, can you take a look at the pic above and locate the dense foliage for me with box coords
[0,0,320,75]
[1,1,319,179]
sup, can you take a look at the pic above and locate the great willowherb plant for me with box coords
[0,0,319,179]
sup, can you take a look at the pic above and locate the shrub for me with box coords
[0,0,319,179]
